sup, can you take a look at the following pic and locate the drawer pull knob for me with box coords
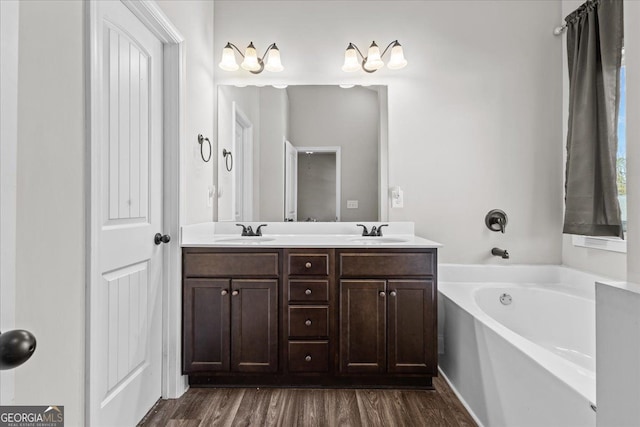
[221,289,228,296]
[305,289,312,295]
[305,355,312,362]
[232,290,239,296]
[390,291,397,297]
[379,291,386,297]
[305,319,312,326]
[305,262,312,269]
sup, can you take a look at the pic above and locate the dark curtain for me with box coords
[563,0,624,238]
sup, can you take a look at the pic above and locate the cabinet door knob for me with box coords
[305,262,312,269]
[232,290,239,296]
[379,291,386,297]
[305,319,312,326]
[390,291,397,297]
[305,289,312,295]
[305,355,312,362]
[221,289,228,296]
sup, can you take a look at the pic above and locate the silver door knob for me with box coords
[379,291,386,297]
[305,355,312,362]
[305,319,312,326]
[305,262,312,269]
[154,233,170,245]
[232,290,239,296]
[390,291,397,297]
[221,290,228,296]
[305,289,312,295]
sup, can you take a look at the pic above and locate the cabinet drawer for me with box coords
[288,341,329,373]
[288,254,329,276]
[289,280,329,302]
[184,252,279,277]
[288,306,329,338]
[339,251,435,277]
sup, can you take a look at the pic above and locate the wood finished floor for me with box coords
[138,376,477,427]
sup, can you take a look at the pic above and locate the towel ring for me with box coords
[197,134,212,163]
[223,149,233,171]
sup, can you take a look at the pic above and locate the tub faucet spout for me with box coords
[491,247,509,259]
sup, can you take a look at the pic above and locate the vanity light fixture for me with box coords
[342,40,407,73]
[219,41,284,74]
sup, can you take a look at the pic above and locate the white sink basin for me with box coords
[348,237,409,244]
[216,236,275,244]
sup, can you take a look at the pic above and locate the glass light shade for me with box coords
[364,41,384,71]
[387,42,407,70]
[218,44,239,71]
[341,45,360,72]
[241,42,261,71]
[264,46,284,72]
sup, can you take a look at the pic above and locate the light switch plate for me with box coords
[347,200,358,209]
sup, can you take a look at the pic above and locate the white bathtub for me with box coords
[438,265,606,427]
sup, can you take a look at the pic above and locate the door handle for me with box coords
[154,233,171,245]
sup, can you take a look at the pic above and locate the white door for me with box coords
[231,103,253,221]
[90,2,163,425]
[284,140,298,221]
[233,121,244,221]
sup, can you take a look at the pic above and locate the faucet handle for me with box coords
[376,224,389,236]
[356,224,369,236]
[256,224,268,236]
[236,223,248,236]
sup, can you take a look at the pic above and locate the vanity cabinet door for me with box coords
[183,279,231,373]
[339,280,386,374]
[387,280,437,374]
[231,279,278,373]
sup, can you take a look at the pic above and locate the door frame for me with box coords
[296,146,342,221]
[86,1,186,424]
[231,102,253,221]
[0,0,19,405]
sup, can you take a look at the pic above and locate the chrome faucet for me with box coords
[236,223,267,236]
[491,247,509,259]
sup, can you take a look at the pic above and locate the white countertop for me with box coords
[181,222,442,249]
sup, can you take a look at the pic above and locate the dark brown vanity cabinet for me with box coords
[338,250,437,376]
[182,246,437,386]
[182,250,279,374]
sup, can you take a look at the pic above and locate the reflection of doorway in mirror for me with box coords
[294,146,341,222]
[232,103,253,221]
[284,140,298,221]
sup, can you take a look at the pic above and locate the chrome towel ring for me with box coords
[197,134,212,162]
[223,149,233,171]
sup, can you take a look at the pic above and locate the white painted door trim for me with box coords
[0,0,19,405]
[296,146,342,221]
[231,103,254,221]
[86,1,186,424]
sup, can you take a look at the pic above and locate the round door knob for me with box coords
[305,355,312,362]
[154,233,171,245]
[221,290,228,296]
[305,289,312,295]
[379,291,386,297]
[232,290,239,296]
[305,319,312,326]
[390,291,397,297]
[305,262,312,269]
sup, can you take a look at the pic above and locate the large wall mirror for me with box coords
[216,85,388,222]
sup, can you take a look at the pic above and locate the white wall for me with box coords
[214,0,564,264]
[288,85,379,222]
[560,0,627,281]
[157,0,215,225]
[14,2,85,425]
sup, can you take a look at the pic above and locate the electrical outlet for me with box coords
[347,200,358,209]
[391,187,404,208]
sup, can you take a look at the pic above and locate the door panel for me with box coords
[387,280,437,374]
[339,280,386,374]
[183,279,231,373]
[231,280,278,372]
[92,1,164,425]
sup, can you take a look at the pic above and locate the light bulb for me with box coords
[265,45,284,72]
[218,43,239,71]
[241,42,261,72]
[387,41,407,70]
[364,41,384,71]
[342,44,360,72]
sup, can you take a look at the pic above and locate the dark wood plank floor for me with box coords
[138,376,477,427]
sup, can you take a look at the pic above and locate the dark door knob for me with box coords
[0,330,37,370]
[154,233,171,245]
